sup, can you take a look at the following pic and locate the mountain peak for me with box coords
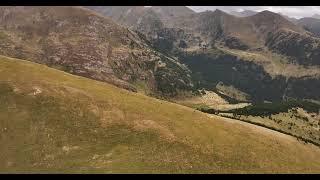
[150,6,195,18]
[200,9,230,17]
[257,10,282,17]
[312,14,320,19]
[251,10,296,24]
[229,10,257,17]
[213,9,226,14]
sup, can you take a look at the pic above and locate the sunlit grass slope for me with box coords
[1,55,320,173]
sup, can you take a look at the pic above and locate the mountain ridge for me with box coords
[67,6,320,102]
[0,6,195,97]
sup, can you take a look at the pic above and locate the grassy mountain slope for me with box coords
[1,55,320,173]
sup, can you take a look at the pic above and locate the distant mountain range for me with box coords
[1,6,320,102]
[86,6,320,103]
[297,17,320,37]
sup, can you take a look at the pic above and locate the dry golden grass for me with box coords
[176,90,250,111]
[219,107,320,145]
[1,55,320,173]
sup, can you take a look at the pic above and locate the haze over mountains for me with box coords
[1,6,320,173]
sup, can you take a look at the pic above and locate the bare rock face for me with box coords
[297,18,320,37]
[265,29,320,65]
[0,6,194,97]
[84,6,320,102]
[90,7,320,66]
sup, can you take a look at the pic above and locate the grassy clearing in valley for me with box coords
[217,46,320,78]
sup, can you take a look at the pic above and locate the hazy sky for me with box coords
[187,6,320,19]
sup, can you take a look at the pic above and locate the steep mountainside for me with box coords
[87,7,320,66]
[297,17,320,37]
[0,6,194,97]
[86,7,320,102]
[178,48,320,102]
[84,6,146,28]
[1,55,320,173]
[150,6,194,23]
[169,10,320,101]
[85,6,195,28]
[144,9,320,66]
[279,13,298,24]
[172,10,307,51]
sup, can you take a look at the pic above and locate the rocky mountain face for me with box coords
[1,6,319,103]
[93,8,306,51]
[147,9,320,66]
[282,15,298,24]
[164,9,320,66]
[297,17,320,37]
[85,6,194,28]
[149,6,195,24]
[265,28,320,65]
[86,6,320,102]
[0,6,194,97]
[84,6,146,28]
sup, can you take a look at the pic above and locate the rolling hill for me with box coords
[1,55,320,173]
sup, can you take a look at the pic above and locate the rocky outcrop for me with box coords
[0,6,194,97]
